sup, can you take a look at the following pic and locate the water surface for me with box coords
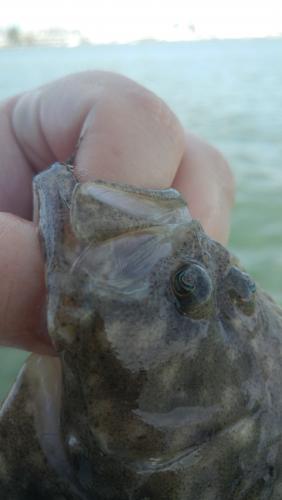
[0,39,281,399]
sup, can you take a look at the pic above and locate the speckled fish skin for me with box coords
[1,163,282,500]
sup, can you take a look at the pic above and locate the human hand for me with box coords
[0,71,234,355]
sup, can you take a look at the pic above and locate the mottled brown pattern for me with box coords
[1,162,282,499]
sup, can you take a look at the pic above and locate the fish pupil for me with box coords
[179,270,196,292]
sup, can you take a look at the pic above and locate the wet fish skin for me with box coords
[0,162,282,499]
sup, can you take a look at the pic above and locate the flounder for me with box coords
[1,162,282,499]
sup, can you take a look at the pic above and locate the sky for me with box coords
[1,0,282,42]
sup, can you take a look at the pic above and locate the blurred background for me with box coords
[0,0,282,400]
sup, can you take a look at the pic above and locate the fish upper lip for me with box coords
[133,404,221,430]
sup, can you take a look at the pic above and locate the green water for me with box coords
[0,39,281,400]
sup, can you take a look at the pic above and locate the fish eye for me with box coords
[171,263,213,318]
[226,266,256,315]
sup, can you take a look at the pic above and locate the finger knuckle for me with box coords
[126,82,184,141]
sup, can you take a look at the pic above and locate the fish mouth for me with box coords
[130,412,261,474]
[87,403,260,473]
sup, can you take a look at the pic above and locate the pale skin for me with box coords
[0,71,234,355]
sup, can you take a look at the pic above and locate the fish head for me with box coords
[35,165,263,476]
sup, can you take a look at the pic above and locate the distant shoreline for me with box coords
[1,35,282,50]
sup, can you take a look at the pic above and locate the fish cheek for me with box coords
[66,311,166,458]
[142,317,255,414]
